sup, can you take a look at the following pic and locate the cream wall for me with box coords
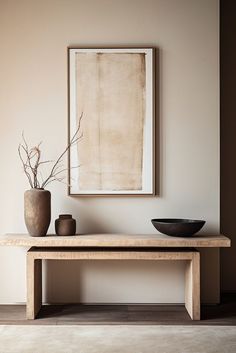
[0,0,219,304]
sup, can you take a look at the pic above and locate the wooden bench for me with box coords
[0,233,231,321]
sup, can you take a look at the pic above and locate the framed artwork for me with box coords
[68,47,155,195]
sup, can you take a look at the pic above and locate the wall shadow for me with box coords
[220,0,236,291]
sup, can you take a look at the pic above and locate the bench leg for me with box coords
[27,253,42,319]
[185,252,200,320]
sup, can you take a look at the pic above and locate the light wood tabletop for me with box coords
[0,233,231,248]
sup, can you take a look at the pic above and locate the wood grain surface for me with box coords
[0,233,231,248]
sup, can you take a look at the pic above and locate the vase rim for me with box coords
[26,188,49,191]
[59,214,72,219]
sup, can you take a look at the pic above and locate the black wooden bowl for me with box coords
[151,218,205,237]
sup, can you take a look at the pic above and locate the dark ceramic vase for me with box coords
[24,188,51,237]
[55,214,76,236]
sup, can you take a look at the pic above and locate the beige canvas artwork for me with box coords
[76,52,145,191]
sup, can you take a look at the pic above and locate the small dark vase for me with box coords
[55,214,76,236]
[24,188,51,237]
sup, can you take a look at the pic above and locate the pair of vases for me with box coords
[24,189,76,237]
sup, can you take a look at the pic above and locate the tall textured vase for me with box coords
[24,188,51,237]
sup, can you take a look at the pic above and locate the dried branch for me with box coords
[43,165,81,188]
[18,144,34,188]
[41,113,83,189]
[18,113,83,189]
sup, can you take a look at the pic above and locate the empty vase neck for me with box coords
[59,214,72,219]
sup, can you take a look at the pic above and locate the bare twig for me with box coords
[41,113,83,188]
[18,113,83,189]
[43,165,81,188]
[18,144,34,188]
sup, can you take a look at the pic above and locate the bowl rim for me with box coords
[151,218,205,224]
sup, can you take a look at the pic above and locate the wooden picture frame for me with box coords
[68,47,155,196]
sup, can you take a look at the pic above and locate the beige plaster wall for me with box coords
[0,0,219,304]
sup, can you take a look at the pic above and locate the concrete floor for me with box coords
[0,293,236,325]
